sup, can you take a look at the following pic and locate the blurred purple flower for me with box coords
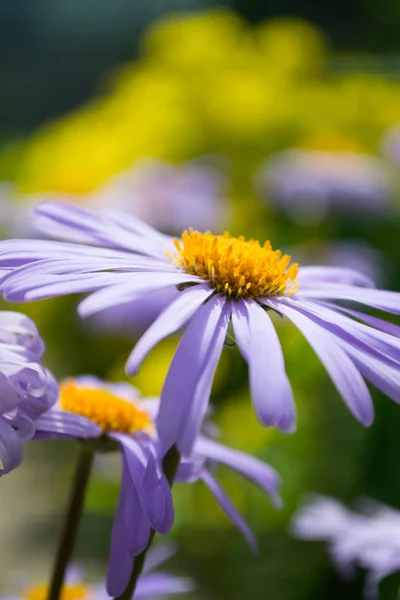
[291,495,400,597]
[19,159,229,237]
[4,545,194,599]
[289,240,386,288]
[0,311,57,476]
[254,149,393,224]
[2,202,400,455]
[34,376,281,595]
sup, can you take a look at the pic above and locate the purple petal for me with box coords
[174,458,206,483]
[112,433,173,535]
[266,298,374,425]
[78,273,203,318]
[330,304,400,338]
[281,298,400,367]
[298,285,400,315]
[0,416,23,475]
[127,284,213,375]
[134,572,194,597]
[106,466,136,596]
[298,266,376,288]
[232,299,296,432]
[178,301,231,455]
[33,202,166,258]
[194,436,282,507]
[201,470,258,552]
[34,409,101,439]
[143,544,177,572]
[156,295,227,454]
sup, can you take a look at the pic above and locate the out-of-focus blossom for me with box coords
[0,311,57,476]
[4,546,193,599]
[34,376,281,595]
[255,149,393,224]
[290,241,386,288]
[3,203,400,454]
[23,159,229,236]
[291,495,400,597]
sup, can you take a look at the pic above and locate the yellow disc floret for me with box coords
[173,229,299,299]
[25,584,89,600]
[60,381,152,434]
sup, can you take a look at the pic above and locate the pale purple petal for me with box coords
[111,433,173,535]
[298,285,400,315]
[156,295,227,454]
[33,202,167,258]
[34,409,101,439]
[201,470,257,552]
[298,266,376,288]
[194,436,282,507]
[0,416,23,476]
[266,298,374,425]
[174,458,206,483]
[78,273,203,318]
[134,572,194,597]
[178,301,231,455]
[232,299,296,432]
[127,284,213,375]
[330,304,400,338]
[106,468,135,596]
[282,298,400,367]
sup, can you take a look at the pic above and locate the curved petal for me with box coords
[298,266,376,288]
[156,295,227,454]
[201,470,257,552]
[266,299,374,426]
[194,436,282,508]
[78,273,203,318]
[178,301,231,455]
[134,572,194,597]
[112,433,173,535]
[34,409,101,439]
[0,416,23,475]
[106,463,136,597]
[127,284,213,375]
[329,304,400,338]
[232,299,296,432]
[298,285,400,315]
[280,298,400,367]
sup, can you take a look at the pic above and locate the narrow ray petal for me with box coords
[266,299,374,425]
[127,284,213,375]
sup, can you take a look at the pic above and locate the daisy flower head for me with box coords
[291,495,400,597]
[0,310,57,476]
[5,546,194,600]
[34,376,281,594]
[2,202,400,454]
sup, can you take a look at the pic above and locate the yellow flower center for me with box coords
[173,229,299,299]
[60,381,152,434]
[25,584,89,600]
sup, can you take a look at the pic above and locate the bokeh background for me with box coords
[1,1,400,598]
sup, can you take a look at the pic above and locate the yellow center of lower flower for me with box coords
[173,229,299,299]
[60,381,152,434]
[25,584,89,600]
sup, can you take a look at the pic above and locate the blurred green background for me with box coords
[1,1,400,599]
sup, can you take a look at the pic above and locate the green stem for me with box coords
[47,444,94,600]
[115,445,181,600]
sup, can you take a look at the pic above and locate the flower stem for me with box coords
[47,444,94,600]
[115,445,181,600]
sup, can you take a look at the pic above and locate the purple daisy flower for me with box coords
[2,202,400,454]
[4,545,194,599]
[34,376,281,596]
[291,495,400,598]
[0,310,57,476]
